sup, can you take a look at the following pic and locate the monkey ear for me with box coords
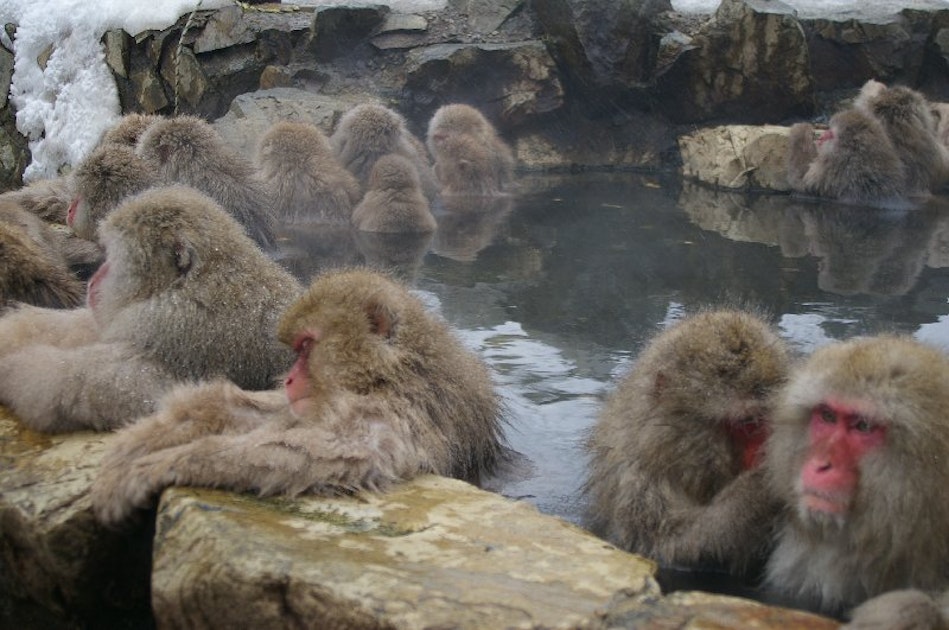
[174,240,196,275]
[365,301,397,339]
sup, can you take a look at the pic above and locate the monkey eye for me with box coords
[293,335,313,356]
[851,417,876,433]
[817,404,836,424]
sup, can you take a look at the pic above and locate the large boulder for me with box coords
[677,124,792,191]
[656,0,815,123]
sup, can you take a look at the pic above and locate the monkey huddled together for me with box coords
[4,96,949,629]
[787,79,949,206]
[586,309,949,628]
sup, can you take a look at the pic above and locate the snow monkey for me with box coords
[68,144,158,240]
[585,309,789,574]
[854,80,949,195]
[330,103,438,200]
[92,268,506,525]
[255,120,362,224]
[0,186,301,433]
[786,109,908,205]
[351,154,436,233]
[765,335,949,624]
[426,103,515,196]
[137,116,277,249]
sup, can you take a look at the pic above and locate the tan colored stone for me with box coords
[678,124,792,191]
[152,477,660,629]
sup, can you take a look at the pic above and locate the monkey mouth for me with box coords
[800,490,850,515]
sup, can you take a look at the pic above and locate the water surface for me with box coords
[280,171,949,526]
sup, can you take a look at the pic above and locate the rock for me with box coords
[677,124,792,191]
[0,106,29,192]
[0,412,152,628]
[151,478,660,628]
[307,5,389,61]
[516,107,673,171]
[102,29,130,80]
[656,0,815,123]
[600,589,838,629]
[453,0,524,34]
[533,0,673,96]
[403,41,564,127]
[211,87,364,155]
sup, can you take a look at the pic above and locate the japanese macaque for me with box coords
[330,103,438,200]
[0,186,301,433]
[786,109,908,205]
[255,121,362,224]
[91,268,506,525]
[0,175,75,223]
[426,103,515,196]
[854,80,949,194]
[0,220,84,308]
[351,154,436,233]
[764,336,949,621]
[585,310,789,574]
[98,113,162,149]
[137,116,277,248]
[68,144,158,240]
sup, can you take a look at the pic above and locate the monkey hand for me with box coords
[843,589,944,630]
[91,449,177,526]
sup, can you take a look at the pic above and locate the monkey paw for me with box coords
[843,589,943,630]
[90,458,169,526]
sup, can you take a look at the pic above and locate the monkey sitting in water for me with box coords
[92,268,507,525]
[585,309,789,575]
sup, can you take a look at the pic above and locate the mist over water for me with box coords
[278,172,949,526]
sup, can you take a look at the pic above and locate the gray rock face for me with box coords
[656,0,816,123]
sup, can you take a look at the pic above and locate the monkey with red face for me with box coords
[786,109,909,205]
[765,335,949,623]
[91,268,506,525]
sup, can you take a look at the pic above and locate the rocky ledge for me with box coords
[0,410,836,628]
[1,0,948,188]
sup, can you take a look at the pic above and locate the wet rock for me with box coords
[454,0,524,34]
[803,12,928,93]
[307,5,389,60]
[600,589,838,629]
[211,87,363,156]
[152,478,660,628]
[0,107,29,193]
[533,0,672,95]
[678,124,791,191]
[0,412,152,628]
[403,41,564,127]
[656,0,815,124]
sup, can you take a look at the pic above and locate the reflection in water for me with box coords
[275,173,949,607]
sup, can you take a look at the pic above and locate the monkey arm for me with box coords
[92,412,423,526]
[99,379,287,463]
[842,589,945,630]
[655,468,781,573]
[0,342,178,433]
[0,305,98,357]
[786,123,818,192]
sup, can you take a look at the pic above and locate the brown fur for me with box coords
[71,144,158,240]
[0,186,301,433]
[137,116,277,248]
[765,336,949,616]
[330,104,438,200]
[787,111,908,204]
[855,81,949,194]
[351,154,436,233]
[256,121,362,224]
[585,309,789,574]
[0,221,84,308]
[426,104,515,196]
[0,175,74,223]
[99,113,163,149]
[91,268,505,525]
